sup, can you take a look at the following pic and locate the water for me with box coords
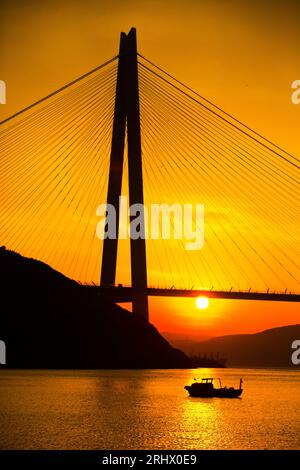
[0,368,299,450]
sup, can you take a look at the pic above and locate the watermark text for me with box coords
[96,196,204,251]
[291,80,300,104]
[291,339,300,365]
[0,340,6,365]
[0,80,6,104]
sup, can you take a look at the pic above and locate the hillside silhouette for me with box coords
[0,247,194,368]
[185,325,300,367]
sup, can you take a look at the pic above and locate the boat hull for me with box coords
[185,385,243,398]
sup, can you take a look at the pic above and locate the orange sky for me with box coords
[0,0,299,338]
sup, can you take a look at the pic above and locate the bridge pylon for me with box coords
[100,28,149,322]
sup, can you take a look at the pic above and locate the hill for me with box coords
[189,325,300,367]
[0,247,192,368]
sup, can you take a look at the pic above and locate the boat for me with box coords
[184,377,243,398]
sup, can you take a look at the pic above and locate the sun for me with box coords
[196,296,209,309]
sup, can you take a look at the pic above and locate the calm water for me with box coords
[0,368,299,450]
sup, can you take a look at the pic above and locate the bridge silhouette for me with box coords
[1,28,300,322]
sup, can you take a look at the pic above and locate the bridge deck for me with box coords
[86,286,300,303]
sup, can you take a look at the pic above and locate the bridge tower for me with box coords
[100,28,149,322]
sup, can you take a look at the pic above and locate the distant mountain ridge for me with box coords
[0,247,192,369]
[176,325,300,367]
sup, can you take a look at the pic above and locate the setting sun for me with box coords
[196,296,209,309]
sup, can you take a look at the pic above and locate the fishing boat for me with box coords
[184,377,243,398]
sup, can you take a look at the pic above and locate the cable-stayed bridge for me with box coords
[1,28,299,322]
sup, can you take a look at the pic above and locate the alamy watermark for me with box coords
[0,340,6,365]
[96,196,204,250]
[0,80,6,104]
[291,80,300,104]
[291,340,300,365]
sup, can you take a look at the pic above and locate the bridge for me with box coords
[1,28,299,322]
[90,286,300,303]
